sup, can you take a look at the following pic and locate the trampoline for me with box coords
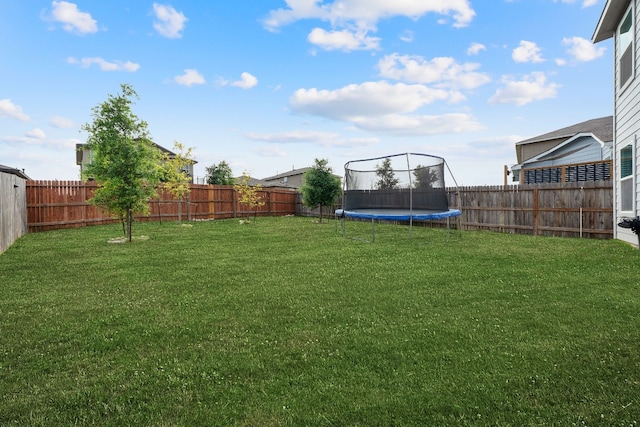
[336,153,461,241]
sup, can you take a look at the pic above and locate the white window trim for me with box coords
[618,3,635,93]
[620,140,635,214]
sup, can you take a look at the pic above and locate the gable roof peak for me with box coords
[516,115,613,146]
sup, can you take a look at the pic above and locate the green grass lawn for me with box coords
[1,216,639,426]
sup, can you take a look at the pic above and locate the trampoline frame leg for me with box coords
[371,218,375,242]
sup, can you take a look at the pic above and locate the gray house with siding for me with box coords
[594,0,640,247]
[77,142,197,183]
[261,168,312,189]
[511,116,613,184]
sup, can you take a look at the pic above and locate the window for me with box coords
[618,6,634,89]
[620,144,634,212]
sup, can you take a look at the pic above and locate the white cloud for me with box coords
[47,1,98,35]
[0,99,30,121]
[174,69,206,86]
[246,130,340,143]
[562,36,606,61]
[246,130,378,147]
[553,0,598,7]
[512,40,544,63]
[264,1,475,52]
[26,128,46,139]
[349,113,483,136]
[153,3,187,39]
[290,81,451,120]
[263,0,476,31]
[49,116,75,128]
[489,72,560,106]
[467,42,486,55]
[377,54,491,90]
[308,28,380,51]
[67,57,140,72]
[231,72,258,89]
[289,81,482,135]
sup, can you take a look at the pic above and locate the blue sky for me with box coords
[0,0,612,185]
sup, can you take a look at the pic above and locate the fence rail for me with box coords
[446,181,613,238]
[26,181,298,233]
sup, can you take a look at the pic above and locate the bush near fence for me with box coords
[24,180,613,239]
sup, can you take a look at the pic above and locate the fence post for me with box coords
[209,186,214,219]
[533,188,539,236]
[233,188,237,218]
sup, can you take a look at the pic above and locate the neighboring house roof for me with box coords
[518,132,611,166]
[261,167,311,181]
[516,116,613,146]
[0,164,30,180]
[233,176,288,188]
[514,116,613,165]
[592,0,628,43]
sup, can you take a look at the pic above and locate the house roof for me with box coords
[262,167,311,181]
[593,0,630,43]
[515,116,613,146]
[0,164,30,180]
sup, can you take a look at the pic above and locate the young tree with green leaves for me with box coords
[375,158,399,190]
[81,84,161,242]
[161,141,194,224]
[206,161,234,185]
[300,158,342,223]
[233,172,265,221]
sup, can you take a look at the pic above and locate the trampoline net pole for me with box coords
[406,152,413,239]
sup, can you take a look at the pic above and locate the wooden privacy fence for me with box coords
[24,180,614,239]
[26,181,298,233]
[446,181,613,238]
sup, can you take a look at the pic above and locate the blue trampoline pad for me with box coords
[335,208,462,221]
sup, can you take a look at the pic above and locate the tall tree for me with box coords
[81,84,160,242]
[206,161,234,185]
[300,158,342,223]
[161,141,194,224]
[375,158,399,190]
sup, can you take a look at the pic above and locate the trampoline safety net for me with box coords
[343,153,449,212]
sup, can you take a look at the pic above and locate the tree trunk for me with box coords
[127,208,133,242]
[178,199,183,224]
[319,204,323,223]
